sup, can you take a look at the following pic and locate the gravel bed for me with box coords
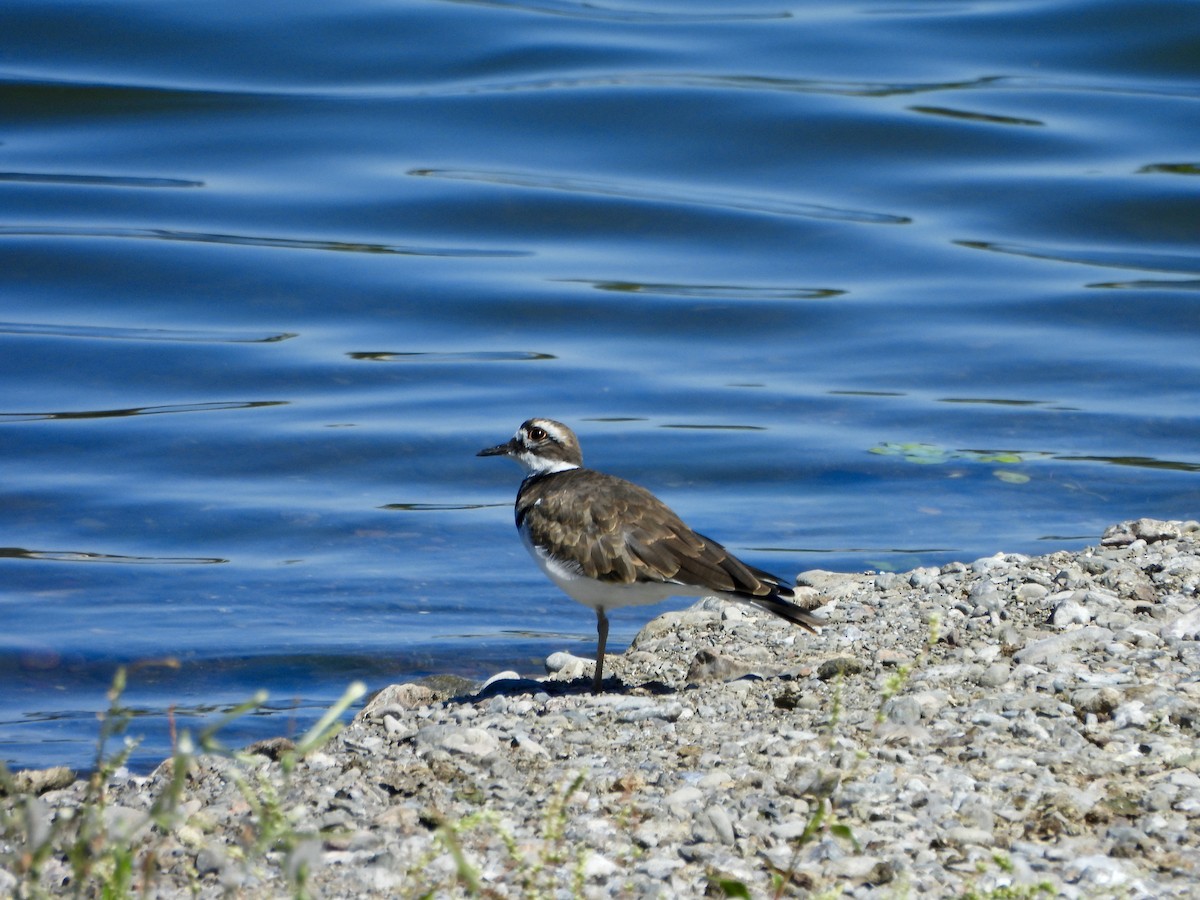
[4,517,1200,898]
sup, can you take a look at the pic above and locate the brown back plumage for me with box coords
[518,468,786,599]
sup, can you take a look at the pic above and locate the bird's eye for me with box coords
[528,426,547,441]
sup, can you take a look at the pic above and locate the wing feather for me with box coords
[515,468,825,632]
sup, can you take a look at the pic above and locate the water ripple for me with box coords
[412,73,1200,117]
[958,241,1200,275]
[410,168,911,225]
[660,423,767,431]
[0,225,529,258]
[0,547,228,565]
[938,397,1051,407]
[1092,279,1200,291]
[347,350,555,362]
[909,105,1043,127]
[1054,455,1200,473]
[417,72,1008,100]
[381,502,509,511]
[1137,163,1200,176]
[0,322,296,344]
[0,171,203,188]
[0,400,286,423]
[561,279,845,301]
[437,0,790,23]
[11,68,1187,106]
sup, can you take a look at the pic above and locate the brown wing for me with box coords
[519,469,782,595]
[627,513,825,633]
[518,470,636,582]
[517,469,825,634]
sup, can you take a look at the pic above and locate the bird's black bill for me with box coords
[477,441,513,457]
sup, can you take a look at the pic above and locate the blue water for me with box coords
[2,0,1198,772]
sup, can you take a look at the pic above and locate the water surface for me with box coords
[2,0,1198,771]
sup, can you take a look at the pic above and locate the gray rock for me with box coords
[1070,686,1121,717]
[1017,583,1050,603]
[1050,596,1092,626]
[357,682,441,722]
[976,662,1011,687]
[196,843,227,877]
[629,608,719,649]
[881,696,922,725]
[637,855,684,880]
[686,649,751,683]
[1065,854,1135,888]
[473,674,544,698]
[1013,626,1115,664]
[910,567,940,589]
[413,724,500,758]
[545,651,589,676]
[1161,605,1200,640]
[943,826,992,846]
[1112,700,1150,729]
[874,571,902,591]
[584,854,620,879]
[705,805,736,845]
[481,670,522,689]
[828,855,894,884]
[795,569,845,589]
[616,700,684,723]
[103,804,149,841]
[2,766,77,796]
[817,657,864,680]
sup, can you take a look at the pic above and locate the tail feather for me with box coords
[748,594,825,633]
[731,565,827,634]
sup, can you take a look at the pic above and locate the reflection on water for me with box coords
[409,168,913,224]
[0,401,286,423]
[1094,279,1200,290]
[0,171,203,188]
[0,547,228,564]
[0,322,296,343]
[1137,163,1200,175]
[436,0,791,23]
[428,72,1010,100]
[909,105,1043,127]
[0,225,529,257]
[937,398,1052,407]
[1054,455,1200,473]
[564,280,845,301]
[959,241,1200,275]
[660,423,768,431]
[380,502,507,511]
[348,351,556,363]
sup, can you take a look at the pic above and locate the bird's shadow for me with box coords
[452,673,677,704]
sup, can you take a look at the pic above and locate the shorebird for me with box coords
[478,418,825,691]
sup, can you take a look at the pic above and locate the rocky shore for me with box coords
[4,518,1200,898]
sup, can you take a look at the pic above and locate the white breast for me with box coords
[518,520,712,611]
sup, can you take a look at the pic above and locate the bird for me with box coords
[478,417,825,691]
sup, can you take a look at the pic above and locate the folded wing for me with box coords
[518,469,824,633]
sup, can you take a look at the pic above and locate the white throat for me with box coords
[515,450,579,477]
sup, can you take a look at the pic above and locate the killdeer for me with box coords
[478,418,825,691]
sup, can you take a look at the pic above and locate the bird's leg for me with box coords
[593,607,609,692]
